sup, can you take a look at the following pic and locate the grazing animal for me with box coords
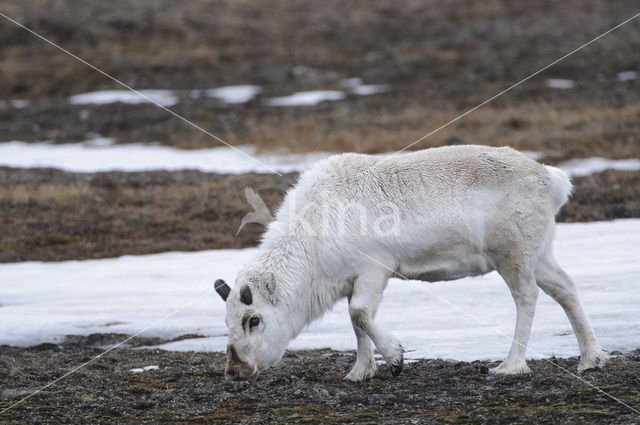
[215,145,608,381]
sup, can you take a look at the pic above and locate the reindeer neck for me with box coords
[259,230,340,342]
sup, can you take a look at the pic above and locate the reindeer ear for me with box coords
[214,279,231,301]
[261,272,277,305]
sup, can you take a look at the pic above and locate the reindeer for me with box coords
[214,145,608,381]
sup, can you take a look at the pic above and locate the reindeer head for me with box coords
[215,271,288,380]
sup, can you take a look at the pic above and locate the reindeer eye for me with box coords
[249,316,260,328]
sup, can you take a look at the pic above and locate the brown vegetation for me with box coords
[0,167,297,262]
[1,167,638,263]
[1,0,639,162]
[240,104,640,162]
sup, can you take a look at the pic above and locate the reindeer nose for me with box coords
[225,345,257,381]
[225,365,257,381]
[225,366,241,381]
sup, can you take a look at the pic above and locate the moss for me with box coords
[27,234,75,248]
[0,240,16,253]
[442,414,483,424]
[272,405,321,415]
[125,386,151,396]
[200,412,250,422]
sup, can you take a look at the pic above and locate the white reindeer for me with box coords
[214,145,608,381]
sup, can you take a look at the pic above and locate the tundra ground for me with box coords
[0,334,639,424]
[2,0,639,262]
[1,0,640,161]
[2,1,640,423]
[0,167,638,262]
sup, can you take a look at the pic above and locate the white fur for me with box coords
[221,145,607,381]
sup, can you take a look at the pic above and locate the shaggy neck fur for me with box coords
[255,199,343,343]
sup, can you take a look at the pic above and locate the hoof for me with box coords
[344,360,378,382]
[390,352,403,377]
[578,349,609,372]
[489,361,531,376]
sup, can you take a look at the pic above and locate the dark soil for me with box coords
[2,2,640,423]
[0,334,638,424]
[0,167,638,263]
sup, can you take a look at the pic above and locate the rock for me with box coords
[1,388,34,401]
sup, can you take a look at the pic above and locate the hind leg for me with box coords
[490,266,538,375]
[535,251,608,371]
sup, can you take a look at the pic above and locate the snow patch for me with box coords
[266,90,345,106]
[0,141,331,174]
[69,90,179,107]
[557,157,640,177]
[546,79,575,89]
[1,141,633,177]
[1,220,639,361]
[190,85,262,104]
[617,71,637,82]
[339,78,388,96]
[130,365,159,373]
[351,84,388,95]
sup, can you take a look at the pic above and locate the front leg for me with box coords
[344,317,377,381]
[344,270,403,381]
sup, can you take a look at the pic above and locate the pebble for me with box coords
[313,387,330,398]
[1,388,34,401]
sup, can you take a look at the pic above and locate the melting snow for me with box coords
[1,220,639,361]
[556,157,640,177]
[190,85,262,104]
[265,78,388,106]
[617,71,637,82]
[266,90,345,106]
[1,141,635,177]
[546,79,575,89]
[0,141,331,174]
[338,78,388,96]
[69,90,179,107]
[130,365,160,373]
[351,84,388,95]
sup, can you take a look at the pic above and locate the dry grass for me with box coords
[235,103,640,162]
[2,0,640,164]
[0,168,298,262]
[0,184,92,205]
[1,0,640,263]
[1,167,638,262]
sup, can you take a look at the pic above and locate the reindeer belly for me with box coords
[395,247,493,282]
